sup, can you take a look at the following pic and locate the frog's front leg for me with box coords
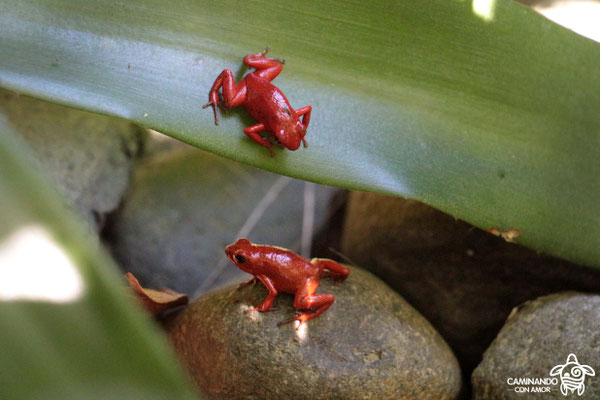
[295,105,312,147]
[237,276,258,290]
[202,69,247,125]
[243,123,278,157]
[245,274,278,313]
[277,277,335,329]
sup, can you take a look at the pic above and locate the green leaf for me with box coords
[0,115,197,399]
[1,0,599,267]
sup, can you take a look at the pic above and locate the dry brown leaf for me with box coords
[125,272,188,316]
[487,227,522,243]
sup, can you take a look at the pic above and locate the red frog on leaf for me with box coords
[203,48,312,156]
[225,238,350,329]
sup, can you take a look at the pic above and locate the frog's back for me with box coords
[244,74,295,129]
[256,245,320,293]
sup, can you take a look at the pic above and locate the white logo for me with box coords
[550,354,595,396]
[506,353,595,396]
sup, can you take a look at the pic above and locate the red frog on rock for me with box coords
[225,238,350,328]
[203,48,312,156]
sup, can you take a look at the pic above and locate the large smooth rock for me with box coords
[167,266,462,400]
[104,147,339,296]
[0,89,145,230]
[473,292,600,399]
[340,192,600,373]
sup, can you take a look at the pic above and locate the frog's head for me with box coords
[225,238,255,273]
[275,119,306,151]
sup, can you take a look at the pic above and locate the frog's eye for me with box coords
[234,254,247,264]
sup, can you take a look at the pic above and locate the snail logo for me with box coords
[549,354,595,396]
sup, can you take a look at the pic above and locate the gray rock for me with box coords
[167,266,462,400]
[472,292,600,399]
[0,89,145,230]
[105,148,339,296]
[340,192,600,374]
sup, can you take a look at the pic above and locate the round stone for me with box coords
[0,89,144,230]
[105,148,339,296]
[167,266,462,400]
[472,292,600,399]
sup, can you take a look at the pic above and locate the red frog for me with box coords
[203,48,312,156]
[225,238,350,328]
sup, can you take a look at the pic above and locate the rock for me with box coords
[472,292,600,399]
[167,266,462,400]
[0,89,145,230]
[104,148,340,296]
[340,191,600,374]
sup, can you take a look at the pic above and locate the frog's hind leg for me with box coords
[243,123,277,157]
[203,69,246,125]
[311,258,350,281]
[277,277,335,329]
[243,48,284,82]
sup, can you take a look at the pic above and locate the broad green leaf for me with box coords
[0,115,197,399]
[1,0,599,267]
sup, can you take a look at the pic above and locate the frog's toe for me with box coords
[277,316,297,327]
[277,312,305,328]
